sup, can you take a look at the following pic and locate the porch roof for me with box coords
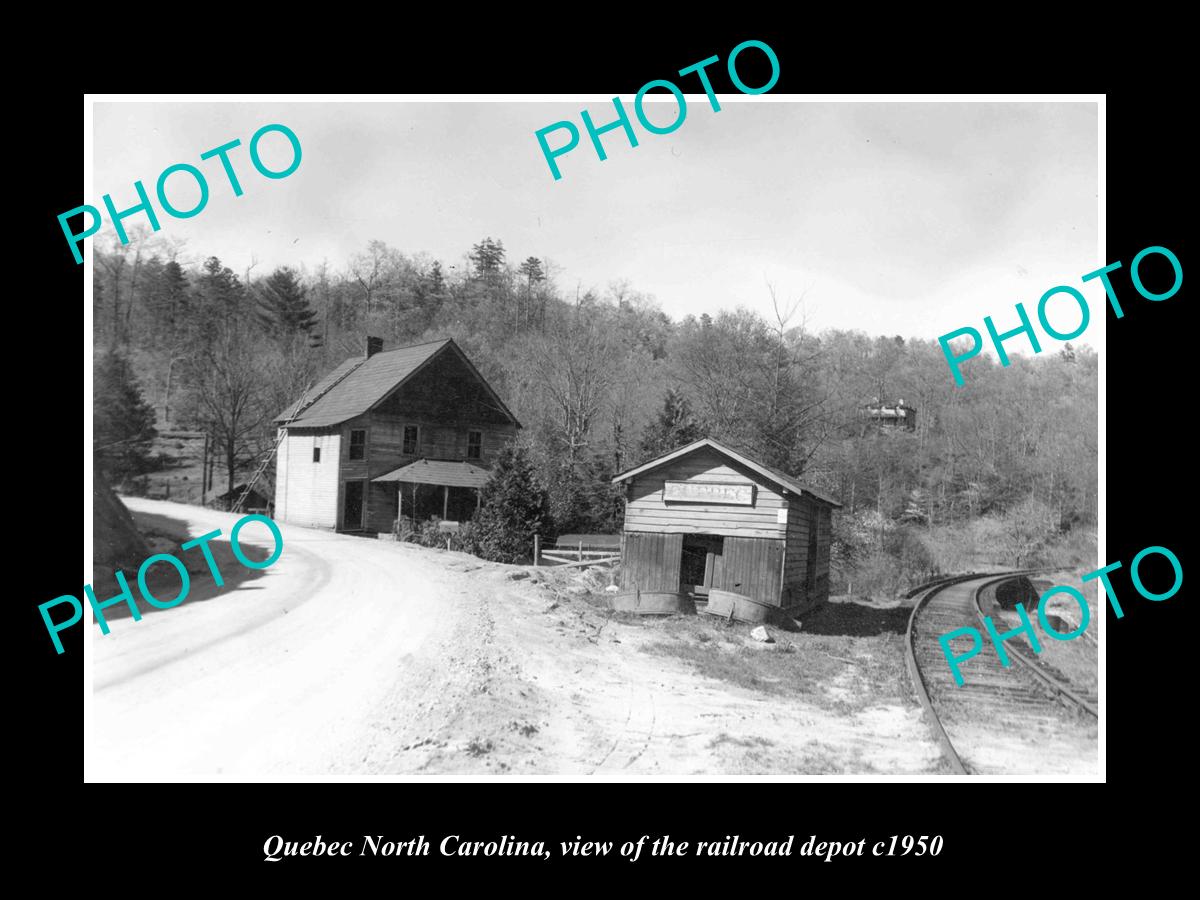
[372,459,491,489]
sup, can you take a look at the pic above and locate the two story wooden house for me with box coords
[273,337,520,533]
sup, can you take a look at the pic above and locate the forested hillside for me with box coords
[92,230,1097,596]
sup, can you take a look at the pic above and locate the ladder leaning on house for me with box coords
[231,352,374,514]
[231,383,313,514]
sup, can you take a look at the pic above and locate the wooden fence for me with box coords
[534,534,621,568]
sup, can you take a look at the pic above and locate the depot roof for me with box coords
[611,437,842,508]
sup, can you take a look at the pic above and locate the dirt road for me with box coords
[90,500,957,778]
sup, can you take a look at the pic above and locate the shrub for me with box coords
[472,446,552,564]
[394,517,479,553]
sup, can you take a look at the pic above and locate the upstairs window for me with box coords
[312,447,321,463]
[403,425,419,455]
[349,429,366,460]
[467,430,482,460]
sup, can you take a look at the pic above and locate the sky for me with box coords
[92,99,1099,342]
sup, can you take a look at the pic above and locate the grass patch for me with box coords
[637,613,912,713]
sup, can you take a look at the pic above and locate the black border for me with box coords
[27,28,1183,883]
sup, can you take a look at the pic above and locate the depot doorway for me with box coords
[680,534,724,596]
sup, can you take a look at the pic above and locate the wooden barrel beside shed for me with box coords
[702,588,776,624]
[609,590,696,616]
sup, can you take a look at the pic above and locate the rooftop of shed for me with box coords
[612,438,842,508]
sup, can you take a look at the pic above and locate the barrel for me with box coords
[609,591,696,616]
[702,589,776,624]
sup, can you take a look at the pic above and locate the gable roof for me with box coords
[275,338,520,429]
[612,437,842,508]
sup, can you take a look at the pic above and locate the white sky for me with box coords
[92,99,1099,341]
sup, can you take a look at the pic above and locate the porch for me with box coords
[373,458,490,524]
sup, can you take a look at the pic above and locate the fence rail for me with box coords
[533,534,621,567]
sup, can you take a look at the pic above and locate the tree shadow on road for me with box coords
[91,507,269,622]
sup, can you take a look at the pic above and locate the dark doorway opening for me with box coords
[343,480,365,530]
[680,534,724,596]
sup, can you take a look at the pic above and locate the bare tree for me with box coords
[349,240,395,320]
[190,323,274,501]
[521,311,618,465]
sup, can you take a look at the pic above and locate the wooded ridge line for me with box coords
[93,219,1098,598]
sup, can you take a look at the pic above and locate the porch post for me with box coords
[443,484,449,520]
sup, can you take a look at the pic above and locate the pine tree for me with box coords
[472,445,552,563]
[256,266,317,335]
[638,389,704,462]
[151,260,189,342]
[469,237,506,279]
[94,349,158,482]
[518,256,544,285]
[428,260,446,295]
[191,256,244,343]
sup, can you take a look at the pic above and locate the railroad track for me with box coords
[905,572,1098,775]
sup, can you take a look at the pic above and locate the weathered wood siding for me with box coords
[337,412,517,534]
[618,443,837,613]
[781,494,813,607]
[780,495,834,611]
[623,448,786,539]
[367,417,516,470]
[274,428,341,529]
[620,532,683,592]
[713,536,784,606]
[373,348,516,434]
[813,504,832,604]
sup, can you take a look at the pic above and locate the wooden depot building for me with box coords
[611,438,841,617]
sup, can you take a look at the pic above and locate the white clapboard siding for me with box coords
[275,431,341,528]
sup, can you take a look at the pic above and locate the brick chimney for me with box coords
[365,335,384,358]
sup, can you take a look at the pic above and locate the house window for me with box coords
[403,425,419,455]
[467,430,482,460]
[313,447,321,463]
[349,429,366,460]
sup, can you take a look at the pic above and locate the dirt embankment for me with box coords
[94,470,149,580]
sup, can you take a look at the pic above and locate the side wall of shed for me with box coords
[781,496,834,612]
[813,504,832,604]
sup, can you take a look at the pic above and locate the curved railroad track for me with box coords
[905,572,1098,775]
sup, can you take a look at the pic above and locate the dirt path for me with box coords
[91,501,950,777]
